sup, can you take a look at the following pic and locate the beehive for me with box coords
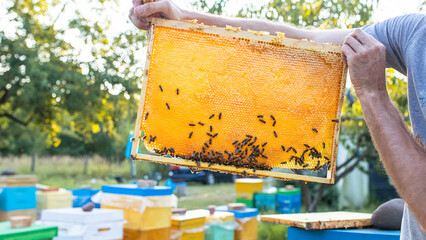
[131,18,347,184]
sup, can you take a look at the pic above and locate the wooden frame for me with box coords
[260,212,372,230]
[131,18,347,184]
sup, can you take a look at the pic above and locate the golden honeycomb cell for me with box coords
[133,19,347,182]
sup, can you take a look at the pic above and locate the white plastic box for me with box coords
[39,208,124,240]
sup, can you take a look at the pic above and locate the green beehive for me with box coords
[0,222,58,240]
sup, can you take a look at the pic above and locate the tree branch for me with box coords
[300,183,311,211]
[309,183,329,212]
[336,152,359,171]
[0,88,8,105]
[0,113,32,126]
[335,153,368,183]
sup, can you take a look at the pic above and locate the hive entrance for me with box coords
[131,18,347,184]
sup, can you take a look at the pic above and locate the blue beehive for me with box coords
[254,191,276,213]
[276,187,301,214]
[0,186,36,211]
[71,189,100,208]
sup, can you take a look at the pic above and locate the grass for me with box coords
[0,155,163,188]
[177,182,236,209]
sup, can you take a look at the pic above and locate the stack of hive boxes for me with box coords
[0,175,37,222]
[215,205,258,240]
[190,209,235,240]
[101,184,173,239]
[235,179,263,207]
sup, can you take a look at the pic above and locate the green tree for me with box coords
[0,0,145,158]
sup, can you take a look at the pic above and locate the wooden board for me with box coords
[260,211,372,230]
[131,18,347,184]
[0,175,37,187]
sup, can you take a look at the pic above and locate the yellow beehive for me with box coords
[171,210,206,240]
[235,179,263,193]
[123,227,170,240]
[101,185,172,231]
[235,216,257,240]
[36,189,72,210]
[131,18,347,184]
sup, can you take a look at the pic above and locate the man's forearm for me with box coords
[358,89,426,231]
[181,9,351,45]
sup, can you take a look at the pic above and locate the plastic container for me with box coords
[171,210,206,240]
[276,187,301,214]
[101,184,173,231]
[71,189,100,208]
[36,189,73,210]
[0,186,36,211]
[39,208,124,240]
[235,179,263,193]
[0,209,37,222]
[123,227,171,240]
[190,209,235,240]
[235,179,263,209]
[254,192,276,213]
[0,221,58,240]
[215,206,258,240]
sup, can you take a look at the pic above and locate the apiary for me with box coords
[38,208,124,240]
[171,210,206,240]
[215,205,258,240]
[131,18,347,184]
[101,184,173,239]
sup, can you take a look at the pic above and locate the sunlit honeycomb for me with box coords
[140,25,346,171]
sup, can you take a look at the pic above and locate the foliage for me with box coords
[0,0,146,158]
[237,0,377,28]
[191,0,228,15]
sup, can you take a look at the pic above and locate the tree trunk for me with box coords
[84,154,88,174]
[31,153,36,173]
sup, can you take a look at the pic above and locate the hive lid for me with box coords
[171,211,206,229]
[215,205,258,219]
[277,187,301,195]
[0,221,57,238]
[36,189,72,196]
[0,175,37,187]
[101,184,172,196]
[189,209,234,223]
[40,208,123,224]
[235,178,264,184]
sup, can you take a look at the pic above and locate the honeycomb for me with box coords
[140,25,346,171]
